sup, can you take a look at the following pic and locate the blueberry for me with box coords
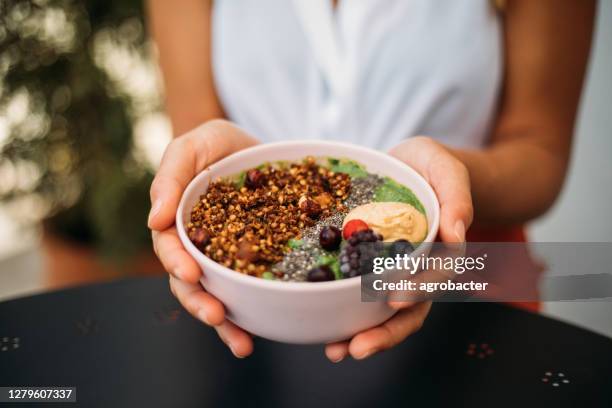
[319,226,342,251]
[391,239,414,256]
[307,265,335,282]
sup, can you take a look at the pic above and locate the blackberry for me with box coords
[339,229,384,278]
[389,239,414,257]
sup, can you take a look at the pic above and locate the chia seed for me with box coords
[344,174,384,209]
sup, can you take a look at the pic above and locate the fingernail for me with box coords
[327,348,345,363]
[197,309,210,325]
[330,354,345,363]
[389,300,414,310]
[148,199,162,225]
[355,349,376,360]
[229,344,244,359]
[454,220,465,242]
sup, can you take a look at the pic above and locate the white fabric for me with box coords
[212,0,502,150]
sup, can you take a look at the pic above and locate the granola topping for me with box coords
[188,157,350,276]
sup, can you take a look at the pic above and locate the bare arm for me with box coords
[453,0,595,225]
[146,0,224,136]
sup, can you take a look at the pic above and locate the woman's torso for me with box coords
[212,0,503,150]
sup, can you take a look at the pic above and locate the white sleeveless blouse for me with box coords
[212,0,502,150]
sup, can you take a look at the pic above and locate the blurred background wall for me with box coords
[0,0,171,295]
[0,1,610,336]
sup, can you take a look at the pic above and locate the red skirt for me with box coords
[467,225,541,313]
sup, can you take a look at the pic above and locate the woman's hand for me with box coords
[148,119,259,358]
[325,136,473,362]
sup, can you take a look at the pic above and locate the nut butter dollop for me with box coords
[343,202,427,243]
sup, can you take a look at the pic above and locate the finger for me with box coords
[387,242,466,306]
[214,320,254,358]
[170,276,225,326]
[153,227,201,283]
[387,269,451,306]
[387,268,456,306]
[387,299,416,310]
[148,119,259,231]
[170,277,253,358]
[325,341,350,363]
[348,301,432,359]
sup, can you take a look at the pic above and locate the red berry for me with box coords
[342,219,369,240]
[245,168,266,189]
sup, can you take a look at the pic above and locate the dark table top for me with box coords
[1,277,611,408]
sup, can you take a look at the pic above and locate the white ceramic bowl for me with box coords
[176,141,440,344]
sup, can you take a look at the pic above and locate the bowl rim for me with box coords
[176,140,440,292]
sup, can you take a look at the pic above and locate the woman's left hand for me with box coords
[325,136,473,362]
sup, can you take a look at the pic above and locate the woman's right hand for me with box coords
[148,119,259,358]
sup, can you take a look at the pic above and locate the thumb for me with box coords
[431,159,473,243]
[439,200,472,243]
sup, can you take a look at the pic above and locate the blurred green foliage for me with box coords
[0,0,158,259]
